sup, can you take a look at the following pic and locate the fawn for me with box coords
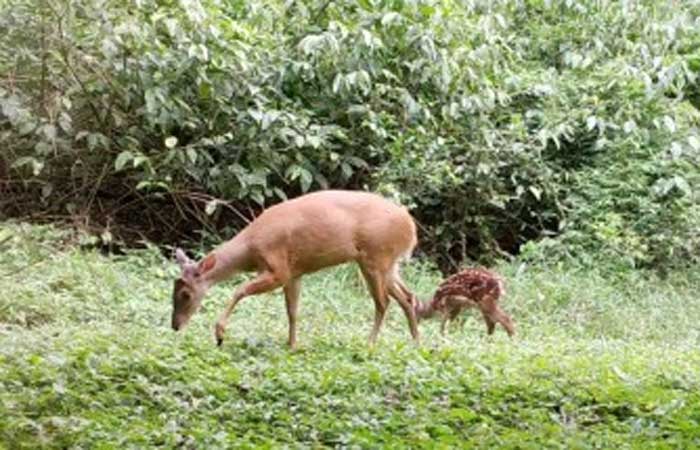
[171,190,420,349]
[415,267,515,336]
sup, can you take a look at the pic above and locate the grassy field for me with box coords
[1,222,699,448]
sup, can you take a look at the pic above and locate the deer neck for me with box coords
[202,233,253,285]
[415,297,440,321]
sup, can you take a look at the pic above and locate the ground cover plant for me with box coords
[1,222,699,448]
[2,0,699,271]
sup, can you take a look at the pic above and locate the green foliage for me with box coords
[2,223,700,447]
[1,0,700,269]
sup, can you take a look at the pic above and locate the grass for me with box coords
[1,222,699,448]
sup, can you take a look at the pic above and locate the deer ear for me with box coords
[175,248,191,268]
[198,253,217,274]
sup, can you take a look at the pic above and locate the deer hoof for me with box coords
[214,321,227,346]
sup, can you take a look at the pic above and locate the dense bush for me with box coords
[1,0,699,270]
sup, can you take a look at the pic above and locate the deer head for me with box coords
[414,297,439,321]
[171,248,217,331]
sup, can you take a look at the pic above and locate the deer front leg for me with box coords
[215,271,282,346]
[448,307,464,333]
[482,303,515,338]
[494,306,516,337]
[481,309,496,335]
[284,278,301,350]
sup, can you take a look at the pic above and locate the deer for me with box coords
[414,267,515,337]
[171,190,420,349]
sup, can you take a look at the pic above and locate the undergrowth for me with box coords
[3,0,700,269]
[1,222,699,448]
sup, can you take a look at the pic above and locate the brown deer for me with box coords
[171,190,420,349]
[414,268,515,337]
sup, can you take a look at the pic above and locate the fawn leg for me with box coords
[494,306,515,337]
[449,307,464,333]
[481,309,496,335]
[440,315,449,335]
[483,304,515,337]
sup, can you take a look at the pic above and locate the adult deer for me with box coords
[171,190,420,348]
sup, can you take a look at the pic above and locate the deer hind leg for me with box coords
[386,264,420,344]
[215,270,284,346]
[284,277,302,350]
[359,265,389,345]
[393,276,417,306]
[440,314,449,335]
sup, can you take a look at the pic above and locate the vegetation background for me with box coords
[2,0,699,271]
[1,0,699,447]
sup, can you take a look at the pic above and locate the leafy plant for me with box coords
[2,222,700,447]
[1,0,699,270]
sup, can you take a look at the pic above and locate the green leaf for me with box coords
[41,183,53,199]
[286,165,301,181]
[186,148,198,164]
[12,157,44,176]
[341,162,353,180]
[251,190,265,205]
[663,116,676,133]
[670,142,683,159]
[133,155,150,168]
[115,151,133,171]
[188,44,209,62]
[332,74,344,94]
[199,82,212,100]
[529,186,542,201]
[381,12,402,27]
[34,141,51,155]
[58,113,72,133]
[299,168,313,192]
[586,116,597,131]
[347,156,368,168]
[673,176,691,196]
[273,188,287,200]
[307,135,321,149]
[87,133,102,151]
[75,131,89,142]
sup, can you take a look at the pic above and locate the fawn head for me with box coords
[171,248,217,331]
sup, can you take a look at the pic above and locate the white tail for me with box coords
[171,190,420,348]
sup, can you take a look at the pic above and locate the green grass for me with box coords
[1,222,699,449]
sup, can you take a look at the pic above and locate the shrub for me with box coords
[1,0,699,270]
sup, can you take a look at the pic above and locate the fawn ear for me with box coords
[198,253,217,274]
[175,248,191,269]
